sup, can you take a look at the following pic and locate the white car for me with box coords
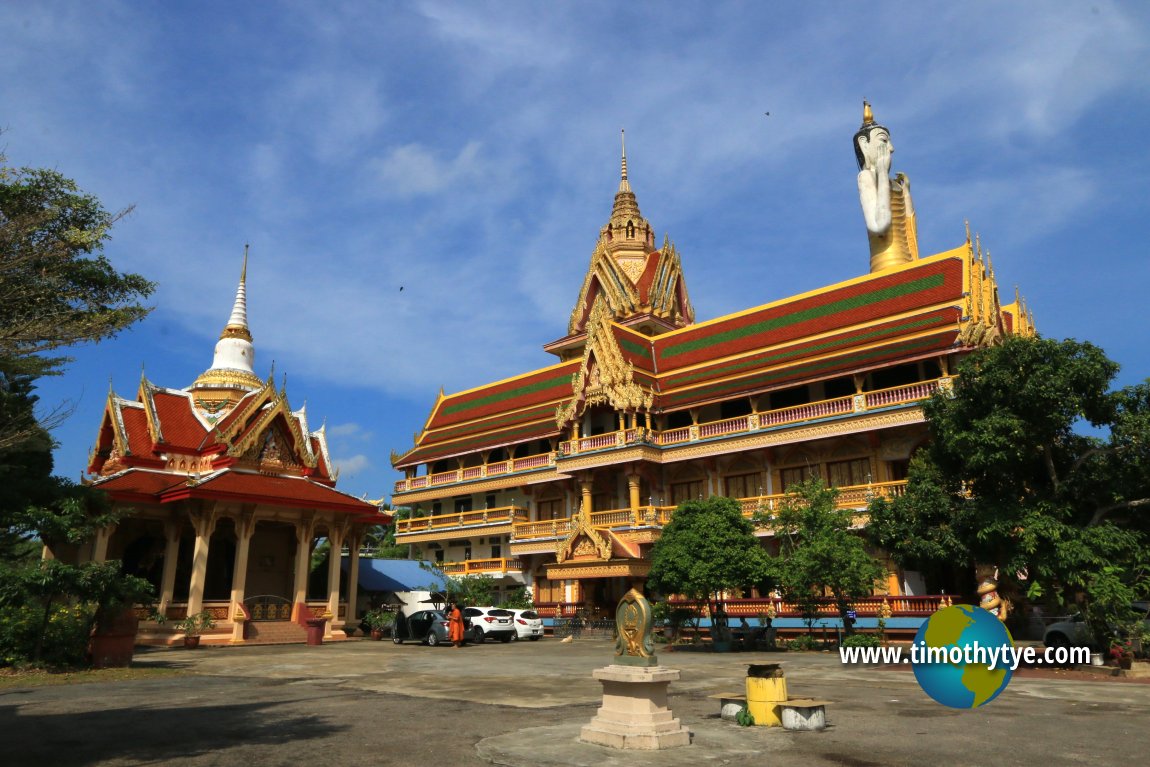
[462,606,516,643]
[509,609,544,641]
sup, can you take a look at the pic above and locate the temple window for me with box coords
[769,385,811,409]
[627,220,635,238]
[724,472,760,499]
[827,458,871,487]
[719,398,752,419]
[454,496,473,513]
[780,465,817,491]
[670,479,704,505]
[823,376,856,399]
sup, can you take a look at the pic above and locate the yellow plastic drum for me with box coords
[745,665,788,727]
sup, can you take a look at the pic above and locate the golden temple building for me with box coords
[390,106,1036,624]
[70,252,387,645]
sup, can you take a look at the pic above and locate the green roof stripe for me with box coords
[661,272,947,360]
[427,403,557,442]
[669,314,946,387]
[441,371,573,417]
[412,420,558,460]
[618,335,653,360]
[662,334,950,407]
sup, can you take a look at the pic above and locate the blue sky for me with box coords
[4,1,1148,501]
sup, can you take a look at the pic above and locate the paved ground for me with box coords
[4,638,1149,766]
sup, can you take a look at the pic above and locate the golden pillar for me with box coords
[229,513,256,643]
[158,519,181,615]
[186,508,218,617]
[346,530,362,630]
[325,523,346,638]
[291,517,316,621]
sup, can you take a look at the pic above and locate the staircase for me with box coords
[244,620,309,645]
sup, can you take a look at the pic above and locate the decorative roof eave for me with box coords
[393,420,561,469]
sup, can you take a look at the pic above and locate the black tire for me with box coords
[427,631,441,647]
[473,628,485,644]
[392,636,402,645]
[510,632,519,642]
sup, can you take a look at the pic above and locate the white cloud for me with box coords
[328,422,370,439]
[333,454,371,478]
[369,141,485,199]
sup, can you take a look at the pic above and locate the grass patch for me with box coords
[0,666,186,689]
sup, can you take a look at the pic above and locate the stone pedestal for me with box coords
[579,665,691,750]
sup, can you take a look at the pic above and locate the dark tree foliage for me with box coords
[867,335,1150,643]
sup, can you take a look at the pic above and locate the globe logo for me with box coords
[912,604,1014,709]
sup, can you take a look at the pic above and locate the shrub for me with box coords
[0,603,94,669]
[842,633,881,648]
[786,634,818,652]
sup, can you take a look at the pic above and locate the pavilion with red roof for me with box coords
[71,251,388,645]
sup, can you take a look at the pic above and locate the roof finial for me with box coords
[862,99,875,127]
[620,129,628,182]
[241,243,249,284]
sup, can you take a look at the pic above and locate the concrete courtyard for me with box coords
[4,638,1148,766]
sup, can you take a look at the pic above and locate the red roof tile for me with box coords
[166,472,379,513]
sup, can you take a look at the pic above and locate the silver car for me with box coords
[1044,601,1150,650]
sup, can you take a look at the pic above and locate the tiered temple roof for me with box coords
[394,235,1033,469]
[87,260,382,520]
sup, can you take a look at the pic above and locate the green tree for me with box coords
[648,496,770,619]
[867,335,1150,645]
[0,153,155,666]
[768,478,883,635]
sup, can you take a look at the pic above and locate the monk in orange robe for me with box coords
[448,603,465,648]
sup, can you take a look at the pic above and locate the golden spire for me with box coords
[620,129,629,180]
[862,99,875,127]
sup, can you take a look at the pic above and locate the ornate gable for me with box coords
[556,505,613,563]
[212,380,318,473]
[556,299,654,428]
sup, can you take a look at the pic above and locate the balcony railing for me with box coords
[512,506,676,541]
[737,480,907,516]
[395,452,558,494]
[667,594,949,617]
[395,378,948,494]
[509,482,905,542]
[395,505,528,536]
[438,557,524,576]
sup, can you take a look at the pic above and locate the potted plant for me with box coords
[176,611,217,648]
[363,608,395,640]
[81,562,157,668]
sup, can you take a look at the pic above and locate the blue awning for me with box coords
[341,557,447,593]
